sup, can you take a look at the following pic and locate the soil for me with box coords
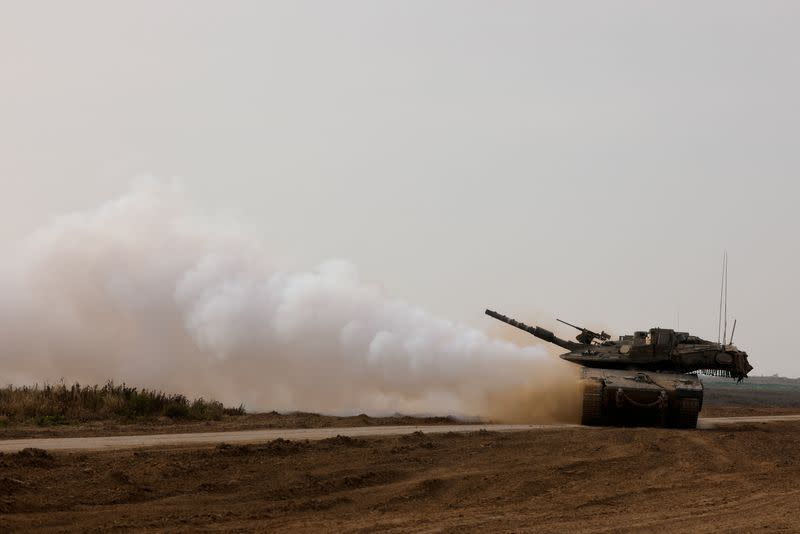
[0,412,464,440]
[697,405,800,418]
[2,420,799,532]
[2,380,799,531]
[2,406,791,440]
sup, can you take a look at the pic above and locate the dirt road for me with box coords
[2,414,799,453]
[0,424,571,453]
[697,413,800,427]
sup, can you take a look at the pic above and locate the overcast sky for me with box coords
[2,1,798,376]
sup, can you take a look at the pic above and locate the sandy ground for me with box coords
[2,415,800,453]
[0,424,564,453]
[2,382,799,532]
[1,404,794,441]
[2,420,799,532]
[0,413,464,440]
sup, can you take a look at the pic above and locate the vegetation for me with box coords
[0,382,245,426]
[701,375,800,408]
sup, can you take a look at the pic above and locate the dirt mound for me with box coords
[319,435,368,448]
[214,438,309,456]
[6,448,55,468]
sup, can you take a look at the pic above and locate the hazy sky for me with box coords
[2,1,798,376]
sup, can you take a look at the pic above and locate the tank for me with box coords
[485,309,753,428]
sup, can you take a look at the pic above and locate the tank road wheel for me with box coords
[581,382,605,426]
[673,398,700,429]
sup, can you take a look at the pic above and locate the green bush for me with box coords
[164,403,190,419]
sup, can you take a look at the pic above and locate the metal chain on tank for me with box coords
[615,388,668,409]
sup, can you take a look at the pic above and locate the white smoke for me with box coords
[0,179,580,419]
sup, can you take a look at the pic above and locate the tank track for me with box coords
[580,379,701,429]
[670,397,700,429]
[580,382,606,426]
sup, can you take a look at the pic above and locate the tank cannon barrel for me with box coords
[485,309,581,350]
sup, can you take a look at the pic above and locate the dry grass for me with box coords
[0,382,244,426]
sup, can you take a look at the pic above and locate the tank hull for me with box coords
[581,368,703,428]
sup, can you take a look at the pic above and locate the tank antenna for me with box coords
[723,252,728,345]
[717,252,725,345]
[729,319,737,345]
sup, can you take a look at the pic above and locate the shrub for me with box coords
[0,381,245,425]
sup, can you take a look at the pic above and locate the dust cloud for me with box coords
[0,179,580,421]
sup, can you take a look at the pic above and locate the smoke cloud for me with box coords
[0,180,580,420]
